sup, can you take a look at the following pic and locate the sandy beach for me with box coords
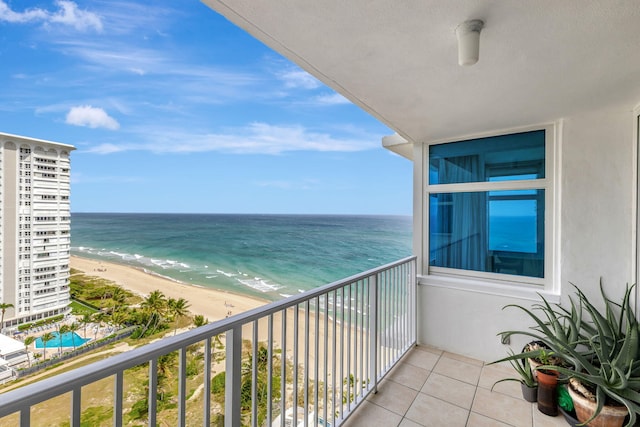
[70,255,370,383]
[70,256,269,322]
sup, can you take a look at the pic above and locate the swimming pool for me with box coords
[35,331,90,348]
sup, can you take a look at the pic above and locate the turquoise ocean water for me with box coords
[71,213,413,301]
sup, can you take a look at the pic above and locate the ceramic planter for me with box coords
[568,382,628,427]
[521,382,538,403]
[559,406,580,427]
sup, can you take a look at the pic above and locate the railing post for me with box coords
[178,347,187,427]
[411,259,417,345]
[114,371,123,427]
[225,326,242,427]
[368,274,378,394]
[203,338,212,427]
[20,408,29,427]
[71,386,81,427]
[149,358,157,427]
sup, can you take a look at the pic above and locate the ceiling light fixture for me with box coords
[455,19,484,66]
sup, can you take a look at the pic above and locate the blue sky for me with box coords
[0,0,412,214]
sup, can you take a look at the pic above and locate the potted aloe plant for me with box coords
[544,284,638,427]
[491,350,538,402]
[494,282,640,427]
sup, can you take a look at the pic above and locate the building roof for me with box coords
[0,334,25,356]
[0,132,75,151]
[202,1,640,148]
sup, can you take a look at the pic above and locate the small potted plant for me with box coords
[534,348,560,416]
[491,350,538,402]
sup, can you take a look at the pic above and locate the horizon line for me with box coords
[71,211,412,217]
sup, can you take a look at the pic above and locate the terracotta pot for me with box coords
[568,382,628,427]
[536,369,559,416]
[528,358,541,380]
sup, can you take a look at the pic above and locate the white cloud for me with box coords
[86,122,378,155]
[50,1,103,32]
[0,1,102,32]
[312,93,351,106]
[277,68,321,90]
[0,1,47,23]
[130,68,146,76]
[66,105,120,130]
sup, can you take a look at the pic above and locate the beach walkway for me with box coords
[343,345,567,427]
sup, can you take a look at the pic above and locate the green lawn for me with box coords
[69,300,99,315]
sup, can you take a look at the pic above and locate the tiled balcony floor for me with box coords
[342,345,569,427]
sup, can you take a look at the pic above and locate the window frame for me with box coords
[421,123,559,296]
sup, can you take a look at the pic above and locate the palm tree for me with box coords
[110,287,127,312]
[67,322,80,350]
[193,314,208,328]
[58,324,70,356]
[92,312,107,340]
[167,297,190,335]
[0,302,14,331]
[140,290,167,336]
[40,332,54,361]
[104,287,127,315]
[23,336,35,367]
[80,312,93,338]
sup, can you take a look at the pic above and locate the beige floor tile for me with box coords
[386,360,431,391]
[421,372,477,409]
[443,351,484,367]
[345,350,544,427]
[341,400,403,427]
[402,348,440,371]
[532,407,567,427]
[413,344,443,357]
[478,363,523,398]
[466,412,513,427]
[399,419,424,427]
[405,393,470,427]
[433,355,483,385]
[471,388,532,427]
[367,378,418,416]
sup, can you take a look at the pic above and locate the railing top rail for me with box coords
[0,255,416,416]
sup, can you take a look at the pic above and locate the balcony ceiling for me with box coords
[202,1,640,144]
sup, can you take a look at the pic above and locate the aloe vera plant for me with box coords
[491,349,537,388]
[493,282,640,427]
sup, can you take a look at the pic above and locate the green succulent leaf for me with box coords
[494,283,640,426]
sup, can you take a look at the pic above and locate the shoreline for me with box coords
[70,255,269,322]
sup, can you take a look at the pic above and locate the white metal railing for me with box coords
[0,256,416,427]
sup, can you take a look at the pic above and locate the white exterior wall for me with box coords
[416,105,637,362]
[0,133,74,329]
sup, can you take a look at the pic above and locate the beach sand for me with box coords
[71,255,370,385]
[70,256,269,322]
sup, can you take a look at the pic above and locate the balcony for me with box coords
[0,257,415,426]
[0,256,567,426]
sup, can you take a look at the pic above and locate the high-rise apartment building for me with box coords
[0,132,75,330]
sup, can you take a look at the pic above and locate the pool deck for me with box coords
[11,316,117,363]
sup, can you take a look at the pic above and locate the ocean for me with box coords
[71,213,413,301]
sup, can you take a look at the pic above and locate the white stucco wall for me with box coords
[416,106,637,362]
[560,108,635,303]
